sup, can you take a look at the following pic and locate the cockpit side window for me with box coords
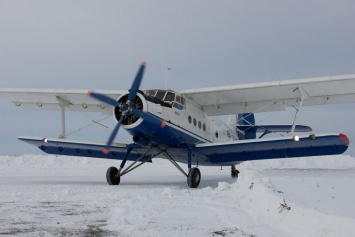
[181,97,185,106]
[144,90,157,97]
[175,96,181,104]
[143,89,184,109]
[164,91,175,102]
[155,90,166,101]
[173,95,185,110]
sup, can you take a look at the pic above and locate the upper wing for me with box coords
[0,88,126,115]
[180,74,355,116]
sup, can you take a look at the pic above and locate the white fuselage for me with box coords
[121,90,237,146]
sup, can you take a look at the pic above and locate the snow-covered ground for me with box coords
[1,154,355,236]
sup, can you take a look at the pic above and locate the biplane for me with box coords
[0,62,354,188]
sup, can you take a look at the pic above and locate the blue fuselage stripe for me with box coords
[126,111,211,147]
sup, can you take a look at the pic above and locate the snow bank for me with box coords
[103,165,355,237]
[245,155,355,170]
[1,154,355,236]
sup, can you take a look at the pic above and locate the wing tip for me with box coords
[87,90,92,96]
[339,133,350,145]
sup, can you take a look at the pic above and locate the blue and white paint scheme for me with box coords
[0,62,355,188]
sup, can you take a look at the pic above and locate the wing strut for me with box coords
[56,96,71,139]
[290,87,308,136]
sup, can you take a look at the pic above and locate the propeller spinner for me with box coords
[88,61,147,154]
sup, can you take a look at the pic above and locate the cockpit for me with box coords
[143,89,185,110]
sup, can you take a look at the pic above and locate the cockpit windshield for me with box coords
[144,89,185,110]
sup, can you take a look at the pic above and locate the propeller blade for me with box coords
[131,108,146,118]
[87,91,119,107]
[127,61,146,102]
[103,115,124,154]
[100,61,147,154]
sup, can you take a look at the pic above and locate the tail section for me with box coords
[237,113,256,140]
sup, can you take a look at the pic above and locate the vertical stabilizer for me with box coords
[237,113,256,140]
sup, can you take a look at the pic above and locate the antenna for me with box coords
[165,67,171,89]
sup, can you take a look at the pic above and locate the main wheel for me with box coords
[187,167,201,188]
[106,166,120,185]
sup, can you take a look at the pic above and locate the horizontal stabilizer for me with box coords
[237,124,312,139]
[18,136,153,161]
[195,133,349,166]
[237,125,312,133]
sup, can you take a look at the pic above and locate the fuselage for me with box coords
[117,89,236,148]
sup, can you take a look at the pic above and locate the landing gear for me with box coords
[163,150,201,188]
[231,165,239,179]
[187,167,201,188]
[106,146,203,188]
[106,166,120,185]
[105,146,159,186]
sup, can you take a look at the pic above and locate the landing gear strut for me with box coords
[231,165,240,179]
[106,146,160,186]
[163,150,201,188]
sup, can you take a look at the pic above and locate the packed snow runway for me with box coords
[1,155,355,236]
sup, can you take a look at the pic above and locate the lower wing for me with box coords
[18,136,153,161]
[18,134,349,167]
[195,133,349,166]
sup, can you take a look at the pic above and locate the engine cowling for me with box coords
[114,92,146,127]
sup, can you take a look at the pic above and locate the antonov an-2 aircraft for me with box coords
[0,62,355,188]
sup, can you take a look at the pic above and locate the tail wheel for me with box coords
[106,166,120,185]
[231,170,239,179]
[187,167,201,188]
[231,165,239,179]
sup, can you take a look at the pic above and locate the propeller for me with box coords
[87,91,119,107]
[88,61,147,154]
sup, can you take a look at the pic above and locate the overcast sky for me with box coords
[1,1,355,155]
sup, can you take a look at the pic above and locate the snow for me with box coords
[1,154,355,236]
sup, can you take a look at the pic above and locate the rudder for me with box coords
[237,113,256,140]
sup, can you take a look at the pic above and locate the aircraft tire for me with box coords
[187,167,201,188]
[106,166,120,185]
[231,170,239,179]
